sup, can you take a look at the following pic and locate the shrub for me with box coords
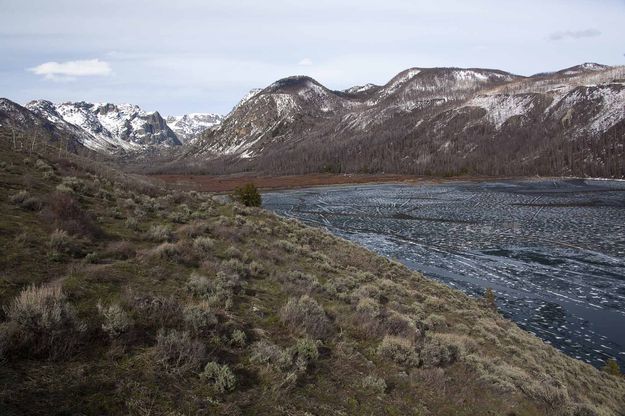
[250,338,318,375]
[250,340,290,369]
[289,337,319,372]
[355,297,380,319]
[183,302,218,333]
[151,242,180,260]
[383,310,414,337]
[104,241,136,260]
[602,358,622,376]
[201,361,236,393]
[424,313,447,330]
[9,190,29,205]
[147,224,173,242]
[35,159,52,171]
[4,284,85,359]
[377,335,419,367]
[49,229,72,251]
[57,177,86,194]
[186,273,212,298]
[9,190,41,210]
[125,217,139,231]
[420,336,459,368]
[230,329,247,348]
[362,375,387,394]
[279,295,332,339]
[131,295,182,328]
[248,261,265,278]
[154,329,205,375]
[97,302,132,338]
[186,272,238,309]
[484,288,497,309]
[41,192,100,238]
[232,183,261,207]
[178,222,209,239]
[193,236,215,254]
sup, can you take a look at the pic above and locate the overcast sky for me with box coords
[1,0,624,115]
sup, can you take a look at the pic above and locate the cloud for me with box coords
[298,58,313,66]
[29,59,112,81]
[548,29,601,41]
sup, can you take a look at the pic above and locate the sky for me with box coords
[1,0,624,115]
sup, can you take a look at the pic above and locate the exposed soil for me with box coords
[151,173,515,193]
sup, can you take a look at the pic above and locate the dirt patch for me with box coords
[152,173,433,193]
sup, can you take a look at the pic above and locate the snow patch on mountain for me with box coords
[468,94,536,128]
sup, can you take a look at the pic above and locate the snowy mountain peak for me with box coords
[166,113,224,143]
[25,100,181,152]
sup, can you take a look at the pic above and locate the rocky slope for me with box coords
[180,63,625,178]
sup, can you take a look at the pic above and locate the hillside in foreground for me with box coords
[0,129,624,415]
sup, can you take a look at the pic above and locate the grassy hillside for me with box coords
[0,132,624,415]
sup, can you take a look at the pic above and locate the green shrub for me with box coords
[201,361,236,393]
[289,337,319,372]
[279,295,332,339]
[4,284,85,359]
[154,329,205,375]
[232,183,261,207]
[377,335,419,367]
[602,358,622,377]
[97,302,132,338]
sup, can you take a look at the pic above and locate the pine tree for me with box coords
[232,183,262,207]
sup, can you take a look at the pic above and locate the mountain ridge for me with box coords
[171,63,625,178]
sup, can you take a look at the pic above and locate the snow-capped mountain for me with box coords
[166,113,223,143]
[0,98,86,153]
[186,63,625,178]
[26,101,181,152]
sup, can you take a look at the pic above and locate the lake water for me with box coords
[263,179,625,369]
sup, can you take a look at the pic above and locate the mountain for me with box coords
[0,98,87,154]
[26,100,181,152]
[166,113,223,143]
[178,63,625,178]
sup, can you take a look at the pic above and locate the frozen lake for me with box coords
[263,179,625,369]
